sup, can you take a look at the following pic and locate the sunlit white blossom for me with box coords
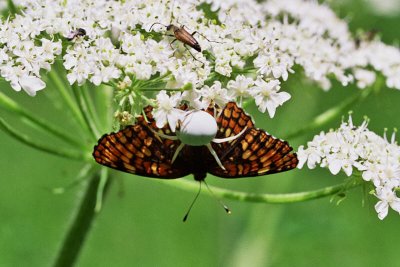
[197,81,232,109]
[152,90,186,132]
[250,78,291,118]
[375,187,400,220]
[298,116,400,219]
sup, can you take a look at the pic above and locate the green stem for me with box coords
[72,84,100,140]
[0,92,85,148]
[242,99,253,109]
[47,71,87,131]
[7,0,17,14]
[284,84,374,140]
[0,117,90,161]
[53,169,111,267]
[96,84,113,133]
[82,84,102,131]
[95,168,109,212]
[160,178,362,204]
[140,88,184,92]
[52,164,96,195]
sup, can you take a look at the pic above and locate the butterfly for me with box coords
[93,102,298,181]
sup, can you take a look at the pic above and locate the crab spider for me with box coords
[151,110,247,171]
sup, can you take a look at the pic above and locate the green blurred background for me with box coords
[1,1,400,266]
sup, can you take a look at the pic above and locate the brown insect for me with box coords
[148,1,220,62]
[149,22,206,61]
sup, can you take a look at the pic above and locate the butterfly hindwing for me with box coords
[93,120,189,179]
[209,102,298,178]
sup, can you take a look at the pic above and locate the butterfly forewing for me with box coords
[215,102,254,140]
[93,120,189,179]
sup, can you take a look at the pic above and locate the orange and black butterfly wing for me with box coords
[209,128,298,178]
[209,102,298,178]
[93,120,190,179]
[214,102,254,147]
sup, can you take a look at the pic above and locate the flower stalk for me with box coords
[159,177,363,204]
[47,70,88,132]
[53,169,111,267]
[0,92,85,148]
[0,117,90,161]
[72,84,101,140]
[284,82,376,140]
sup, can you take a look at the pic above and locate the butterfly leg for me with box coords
[206,143,226,171]
[212,127,248,143]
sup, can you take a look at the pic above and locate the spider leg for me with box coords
[206,143,226,171]
[171,143,185,163]
[149,127,179,140]
[212,127,248,143]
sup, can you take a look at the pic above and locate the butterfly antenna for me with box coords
[183,181,202,222]
[204,180,231,215]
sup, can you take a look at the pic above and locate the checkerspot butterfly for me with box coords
[93,102,298,180]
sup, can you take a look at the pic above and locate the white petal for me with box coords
[328,159,341,175]
[167,109,186,132]
[389,199,400,213]
[277,91,291,104]
[266,101,277,118]
[19,76,46,96]
[153,109,167,129]
[375,201,389,220]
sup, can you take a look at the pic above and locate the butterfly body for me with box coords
[93,102,298,180]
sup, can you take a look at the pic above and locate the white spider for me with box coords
[152,110,247,170]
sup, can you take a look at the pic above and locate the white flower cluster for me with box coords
[1,0,400,116]
[297,116,400,220]
[0,15,62,95]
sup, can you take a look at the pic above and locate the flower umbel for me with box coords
[298,116,400,219]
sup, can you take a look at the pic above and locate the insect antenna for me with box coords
[204,180,231,215]
[183,181,202,222]
[149,22,169,31]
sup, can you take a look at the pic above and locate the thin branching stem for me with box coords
[7,0,17,14]
[47,70,88,131]
[81,84,102,132]
[53,169,111,267]
[72,84,101,140]
[159,177,362,204]
[284,82,376,140]
[0,117,90,161]
[0,92,85,148]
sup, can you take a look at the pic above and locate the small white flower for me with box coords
[152,90,186,132]
[375,187,400,220]
[354,68,376,89]
[227,75,254,100]
[300,116,400,219]
[250,78,291,118]
[197,81,232,109]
